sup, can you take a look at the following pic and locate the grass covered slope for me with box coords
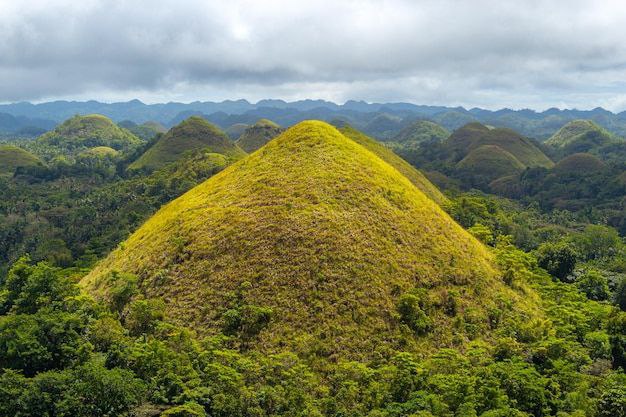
[83,121,537,359]
[0,145,43,176]
[447,122,554,168]
[553,152,605,174]
[392,120,450,145]
[338,124,448,205]
[457,144,526,181]
[36,114,142,158]
[235,119,284,152]
[128,116,246,172]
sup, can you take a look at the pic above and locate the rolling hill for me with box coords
[83,120,537,359]
[128,116,246,172]
[36,114,142,158]
[0,145,43,176]
[457,144,526,181]
[392,120,450,145]
[446,122,554,168]
[235,119,284,152]
[545,119,622,154]
[552,152,606,175]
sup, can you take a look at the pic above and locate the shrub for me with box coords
[535,241,577,281]
[576,269,610,301]
[397,293,433,336]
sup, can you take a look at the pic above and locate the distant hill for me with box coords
[128,116,246,172]
[457,144,526,182]
[83,120,537,358]
[446,122,554,168]
[391,120,449,145]
[362,113,404,139]
[225,123,249,140]
[235,119,284,152]
[0,145,43,176]
[119,120,167,141]
[35,114,142,159]
[545,119,622,155]
[552,152,605,175]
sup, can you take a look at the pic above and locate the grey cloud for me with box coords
[1,0,626,110]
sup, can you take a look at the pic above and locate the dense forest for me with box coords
[0,112,625,417]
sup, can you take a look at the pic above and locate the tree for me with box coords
[576,269,610,301]
[397,293,433,336]
[615,276,626,311]
[535,241,577,281]
[125,298,165,337]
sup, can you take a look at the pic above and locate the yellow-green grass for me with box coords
[447,123,554,168]
[235,119,284,153]
[83,120,539,360]
[553,152,605,174]
[457,144,526,181]
[128,116,246,172]
[0,145,43,176]
[338,124,449,205]
[393,120,450,144]
[546,119,620,148]
[37,114,142,154]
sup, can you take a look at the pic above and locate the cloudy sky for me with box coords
[2,0,626,110]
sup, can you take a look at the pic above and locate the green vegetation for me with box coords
[35,114,142,159]
[119,120,167,141]
[225,122,249,140]
[234,118,284,152]
[1,117,626,417]
[0,145,42,176]
[128,116,246,172]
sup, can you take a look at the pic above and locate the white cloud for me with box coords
[1,0,626,110]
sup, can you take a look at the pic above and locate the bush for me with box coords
[161,402,207,417]
[397,293,433,336]
[576,269,610,301]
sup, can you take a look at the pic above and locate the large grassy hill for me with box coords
[36,114,142,158]
[0,145,43,176]
[128,116,246,172]
[83,120,538,359]
[446,122,554,168]
[235,119,284,152]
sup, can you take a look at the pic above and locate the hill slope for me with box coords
[0,145,43,176]
[128,116,246,172]
[235,119,284,152]
[36,114,142,158]
[83,121,536,359]
[338,124,448,205]
[392,120,450,145]
[446,122,554,168]
[553,152,605,174]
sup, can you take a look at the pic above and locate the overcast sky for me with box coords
[2,0,626,110]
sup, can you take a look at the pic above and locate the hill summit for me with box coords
[128,116,246,172]
[83,121,536,358]
[392,120,450,145]
[235,118,284,152]
[36,114,142,158]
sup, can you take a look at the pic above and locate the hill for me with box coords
[225,123,249,140]
[235,119,284,152]
[545,119,623,155]
[457,144,526,181]
[83,120,537,359]
[553,152,605,175]
[36,114,142,158]
[337,124,448,205]
[446,122,554,168]
[128,116,246,172]
[0,145,43,176]
[392,120,450,145]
